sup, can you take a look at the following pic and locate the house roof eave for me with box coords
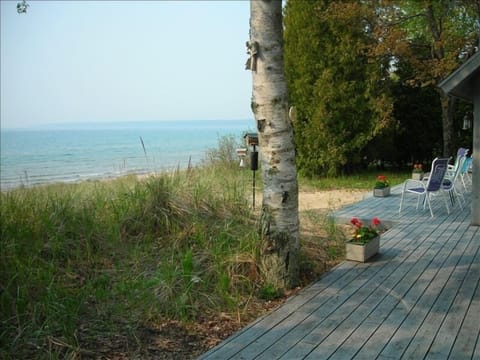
[438,51,480,102]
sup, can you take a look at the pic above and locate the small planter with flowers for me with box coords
[412,163,424,180]
[373,175,390,197]
[345,217,384,262]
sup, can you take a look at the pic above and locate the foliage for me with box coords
[371,0,480,156]
[204,134,243,169]
[374,175,389,189]
[284,0,393,176]
[258,283,283,301]
[349,217,382,244]
[284,0,479,171]
[298,168,409,191]
[380,0,479,85]
[389,80,443,164]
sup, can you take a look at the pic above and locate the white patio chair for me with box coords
[446,147,468,178]
[459,156,473,192]
[423,147,467,184]
[442,154,466,210]
[399,157,450,217]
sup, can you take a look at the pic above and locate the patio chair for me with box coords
[446,147,468,178]
[460,156,473,192]
[399,157,450,217]
[442,154,466,210]
[423,147,467,182]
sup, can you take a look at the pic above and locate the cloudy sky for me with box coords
[0,1,252,129]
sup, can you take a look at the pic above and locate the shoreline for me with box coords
[1,119,252,192]
[0,165,191,192]
[0,157,204,192]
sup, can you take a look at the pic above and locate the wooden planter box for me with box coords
[412,172,424,180]
[373,187,390,197]
[345,236,380,262]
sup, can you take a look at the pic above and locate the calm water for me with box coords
[1,120,253,190]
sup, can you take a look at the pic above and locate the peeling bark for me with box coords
[249,0,300,290]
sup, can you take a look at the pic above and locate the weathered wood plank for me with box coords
[473,331,480,360]
[314,234,466,358]
[352,223,468,359]
[255,264,387,359]
[249,261,388,359]
[305,211,468,359]
[280,212,461,358]
[423,231,480,359]
[199,261,363,359]
[250,217,435,359]
[448,229,480,359]
[199,190,478,360]
[378,221,475,359]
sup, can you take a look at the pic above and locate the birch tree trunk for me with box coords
[249,0,299,290]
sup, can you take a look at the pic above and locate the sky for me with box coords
[0,0,252,129]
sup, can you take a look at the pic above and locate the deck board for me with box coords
[316,211,468,359]
[377,214,474,359]
[199,186,480,360]
[423,228,480,359]
[447,239,480,358]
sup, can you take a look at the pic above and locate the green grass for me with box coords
[1,162,259,358]
[0,136,411,358]
[298,168,411,191]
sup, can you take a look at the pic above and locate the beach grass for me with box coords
[0,136,411,358]
[0,145,261,357]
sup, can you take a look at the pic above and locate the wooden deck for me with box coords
[200,185,480,359]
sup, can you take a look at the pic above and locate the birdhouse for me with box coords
[243,133,258,147]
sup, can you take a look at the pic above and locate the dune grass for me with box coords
[1,158,262,357]
[0,135,411,358]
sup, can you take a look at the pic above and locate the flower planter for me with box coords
[412,172,424,180]
[345,236,380,262]
[373,187,390,197]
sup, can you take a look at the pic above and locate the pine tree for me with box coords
[284,1,392,176]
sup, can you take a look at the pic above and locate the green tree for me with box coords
[284,0,478,172]
[373,0,479,156]
[284,1,393,176]
[362,86,443,167]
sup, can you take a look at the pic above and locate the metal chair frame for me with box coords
[399,157,451,217]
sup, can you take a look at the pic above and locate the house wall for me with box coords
[473,79,480,225]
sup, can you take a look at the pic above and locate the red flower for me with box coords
[349,217,383,243]
[374,175,389,188]
[350,217,362,228]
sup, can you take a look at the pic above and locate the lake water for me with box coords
[0,120,253,190]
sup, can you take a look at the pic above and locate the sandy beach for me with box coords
[252,188,366,212]
[297,189,366,211]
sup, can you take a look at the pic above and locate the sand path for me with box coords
[298,189,366,211]
[252,189,366,212]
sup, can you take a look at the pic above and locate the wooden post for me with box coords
[472,80,480,225]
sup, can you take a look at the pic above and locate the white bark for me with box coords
[249,0,299,289]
